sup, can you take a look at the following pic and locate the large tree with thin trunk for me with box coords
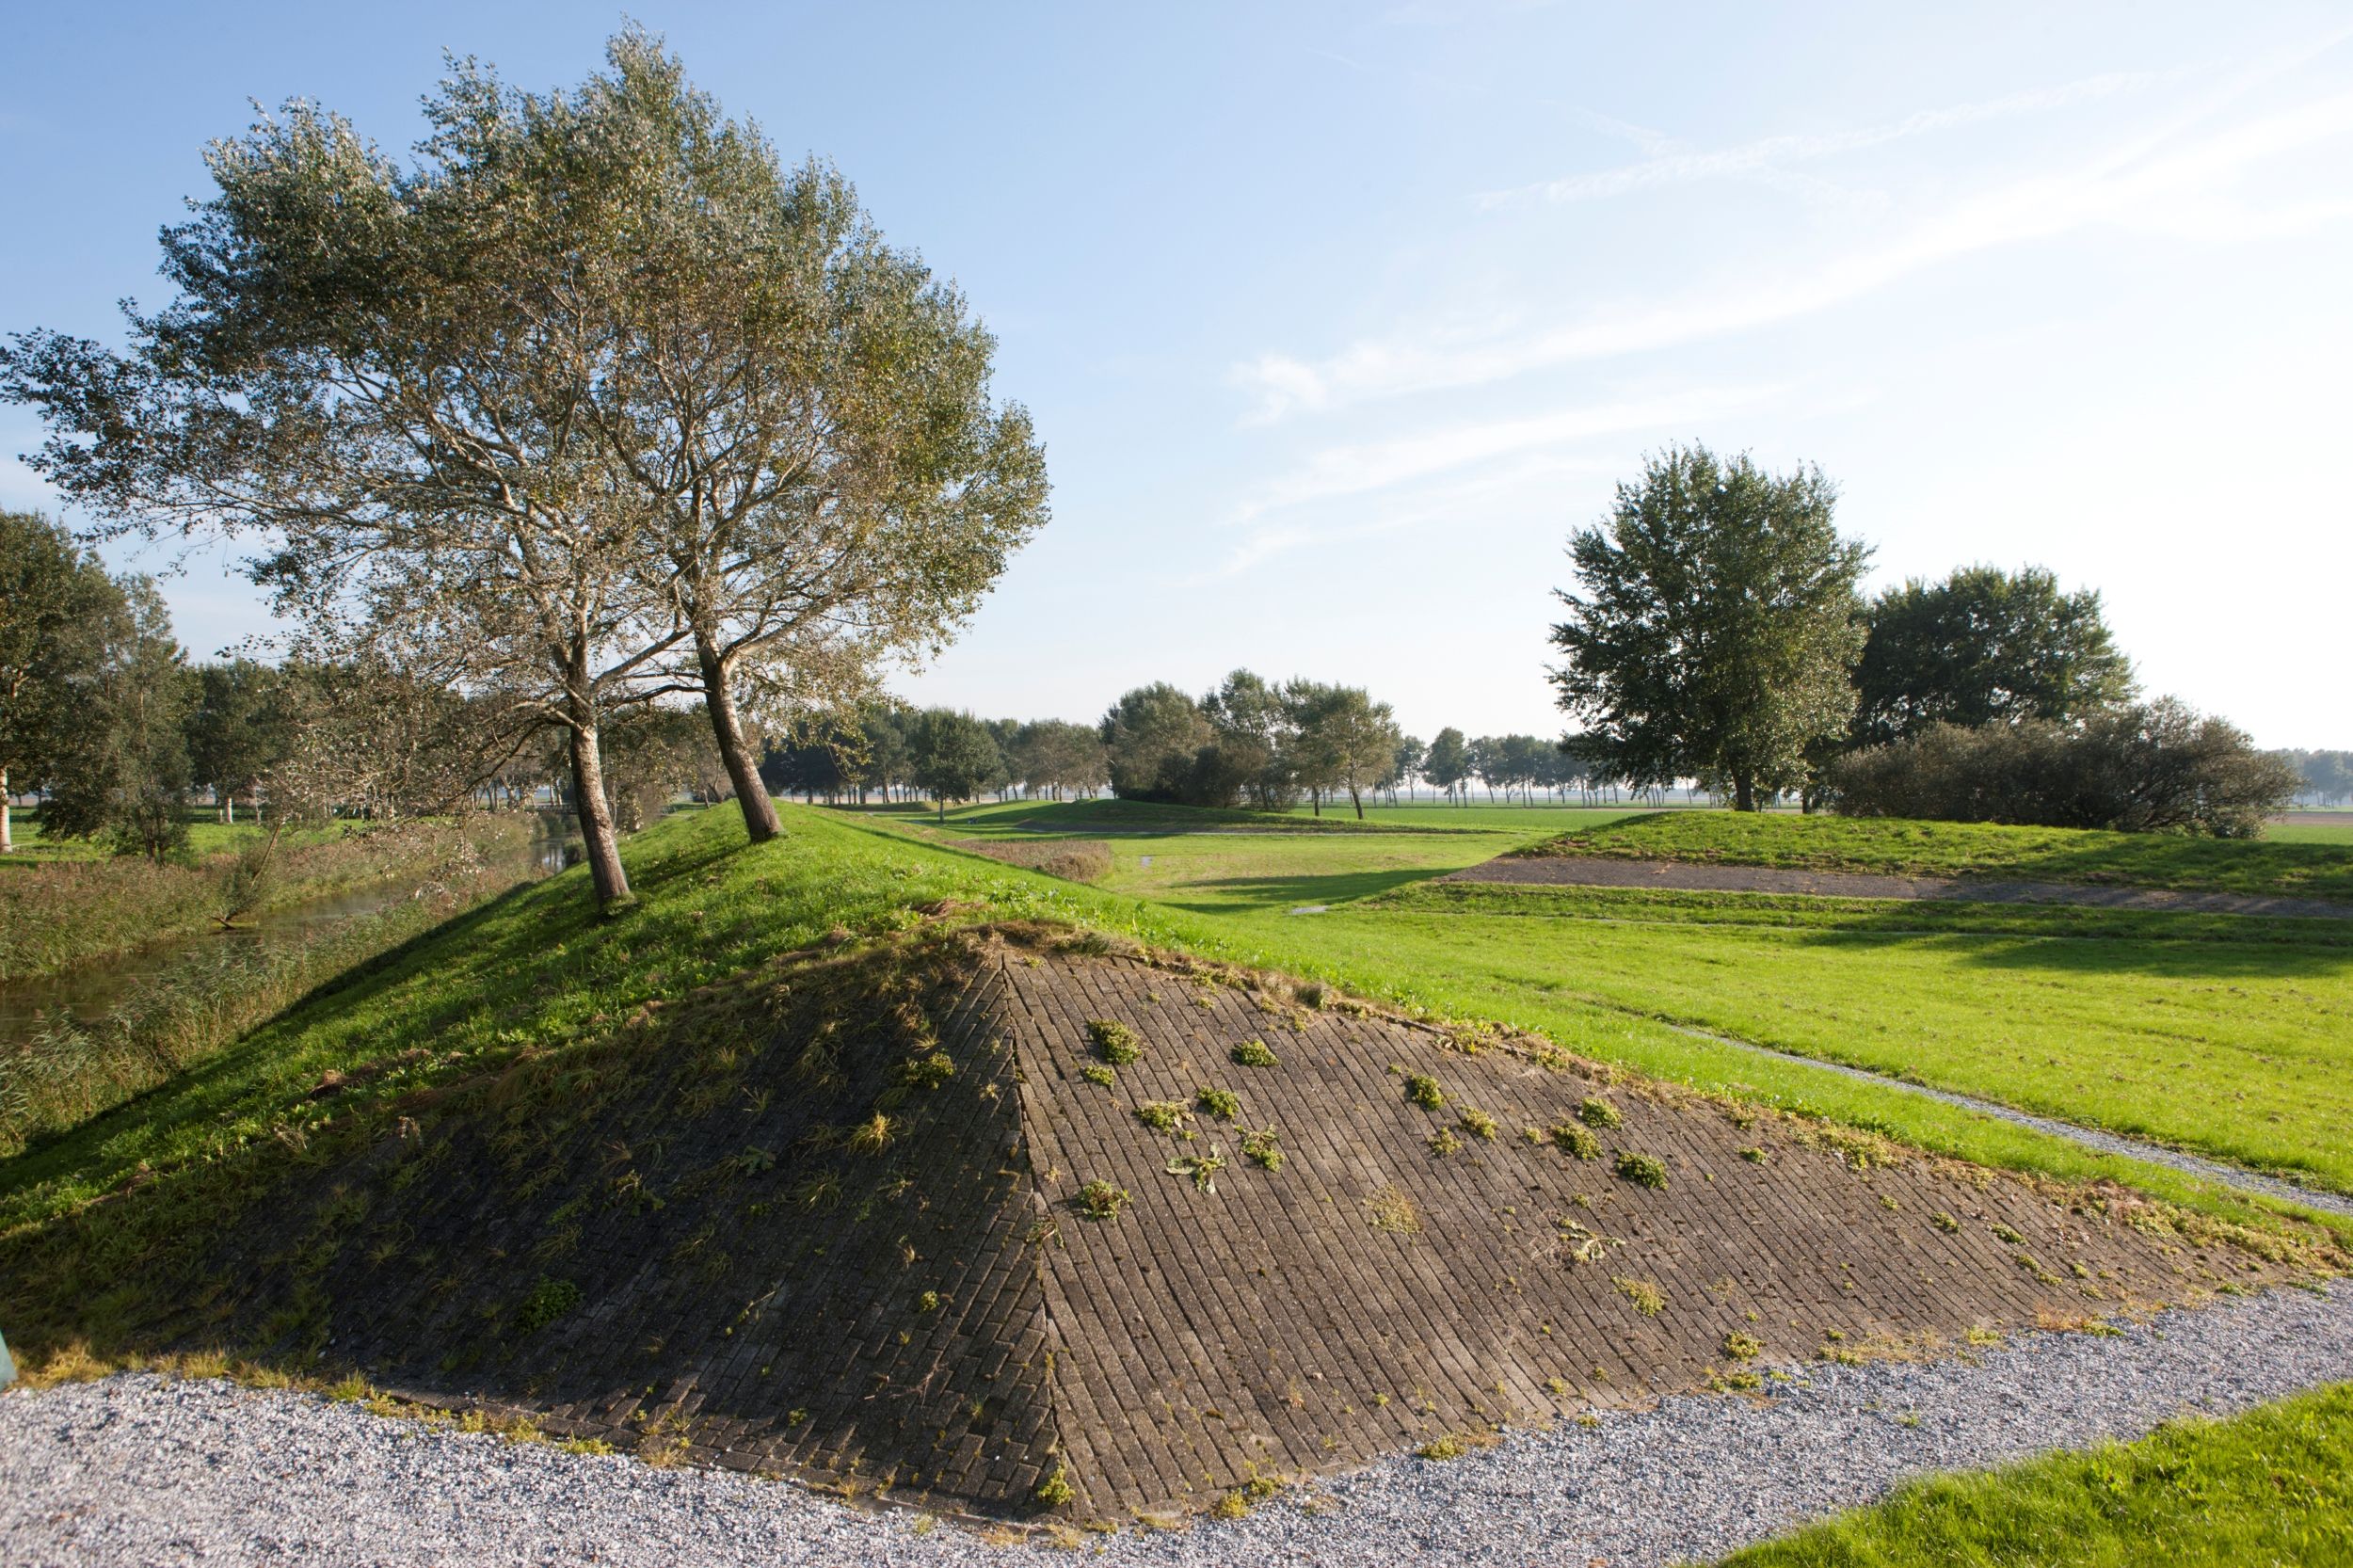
[0,52,708,910]
[1549,444,1870,811]
[498,35,1048,844]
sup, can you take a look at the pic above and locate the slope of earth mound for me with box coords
[34,922,2337,1529]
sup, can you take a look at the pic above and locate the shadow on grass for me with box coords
[1160,867,1459,913]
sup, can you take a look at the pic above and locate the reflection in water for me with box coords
[0,822,580,1045]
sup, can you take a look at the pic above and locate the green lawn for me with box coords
[851,806,2353,1233]
[10,803,2343,1375]
[1519,811,2353,902]
[1718,1383,2353,1567]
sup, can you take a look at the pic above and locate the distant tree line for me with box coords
[760,706,1109,818]
[2272,750,2353,807]
[1549,443,2298,836]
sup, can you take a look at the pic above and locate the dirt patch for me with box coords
[952,837,1115,883]
[1445,855,2353,919]
[86,926,2335,1531]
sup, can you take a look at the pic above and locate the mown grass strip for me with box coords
[1715,1383,2353,1567]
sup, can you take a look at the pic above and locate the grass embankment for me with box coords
[0,811,547,982]
[862,802,2353,1222]
[8,802,2345,1380]
[921,796,1491,835]
[1519,812,2353,903]
[1718,1383,2353,1567]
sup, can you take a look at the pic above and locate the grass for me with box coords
[1520,811,2353,903]
[1358,881,2353,1196]
[847,801,2353,1235]
[1717,1383,2353,1567]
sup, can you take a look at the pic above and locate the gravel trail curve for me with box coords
[5,1282,2348,1568]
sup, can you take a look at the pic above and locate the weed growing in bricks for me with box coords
[517,1276,581,1333]
[1079,1063,1116,1088]
[1722,1332,1765,1360]
[1404,1074,1444,1111]
[1427,1126,1464,1158]
[1365,1184,1422,1235]
[1459,1108,1497,1141]
[1196,1086,1241,1120]
[894,1052,956,1090]
[1087,1018,1142,1065]
[1614,1151,1669,1189]
[1416,1434,1469,1461]
[1577,1096,1623,1129]
[1613,1276,1667,1316]
[1075,1180,1129,1220]
[1166,1146,1228,1193]
[846,1113,891,1154]
[1738,1146,1767,1163]
[1241,1127,1284,1171]
[916,1290,940,1314]
[1931,1211,1961,1233]
[1034,1465,1076,1508]
[1231,1038,1280,1067]
[1135,1100,1188,1132]
[1991,1222,2026,1244]
[1551,1123,1601,1160]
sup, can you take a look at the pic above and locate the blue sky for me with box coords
[5,3,2348,746]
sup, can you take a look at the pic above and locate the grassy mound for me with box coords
[1515,812,2353,903]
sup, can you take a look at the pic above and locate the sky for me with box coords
[4,3,2349,748]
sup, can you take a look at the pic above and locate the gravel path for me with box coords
[6,1283,2349,1567]
[1449,854,2353,919]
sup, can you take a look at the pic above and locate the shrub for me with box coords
[1614,1151,1669,1189]
[1086,1018,1142,1064]
[1230,1038,1280,1067]
[1827,699,2298,837]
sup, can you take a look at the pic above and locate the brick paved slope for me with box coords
[192,925,2315,1528]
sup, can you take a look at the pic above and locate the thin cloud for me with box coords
[1238,50,2353,421]
[1481,72,2166,209]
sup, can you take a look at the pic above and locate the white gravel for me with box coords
[6,1281,2349,1567]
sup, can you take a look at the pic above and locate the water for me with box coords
[0,821,577,1047]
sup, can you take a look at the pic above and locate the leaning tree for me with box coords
[1550,443,1870,811]
[529,34,1048,843]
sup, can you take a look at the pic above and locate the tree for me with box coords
[1854,565,2135,746]
[3,49,714,912]
[0,511,121,853]
[1099,683,1213,802]
[1550,444,1871,811]
[185,660,291,824]
[1424,728,1471,805]
[1386,734,1426,805]
[907,708,1002,821]
[41,578,197,859]
[552,35,1048,843]
[1204,669,1300,810]
[1291,685,1401,820]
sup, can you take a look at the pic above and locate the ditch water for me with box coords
[0,820,579,1051]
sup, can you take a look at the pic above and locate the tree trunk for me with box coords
[1733,774,1756,812]
[0,767,10,853]
[1350,786,1364,820]
[693,634,780,842]
[566,705,633,911]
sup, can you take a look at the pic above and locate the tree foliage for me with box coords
[1855,565,2135,745]
[906,708,1002,819]
[0,511,123,852]
[1550,444,1871,810]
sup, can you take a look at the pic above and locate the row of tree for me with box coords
[1,33,1046,910]
[2274,750,2353,807]
[1546,443,2294,827]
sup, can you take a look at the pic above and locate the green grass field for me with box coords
[1518,811,2353,902]
[1716,1383,2353,1567]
